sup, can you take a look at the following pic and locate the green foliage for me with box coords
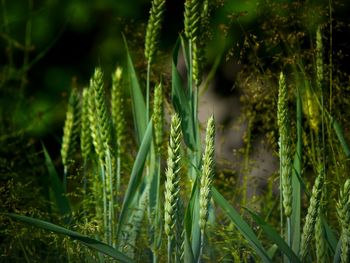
[2,0,350,262]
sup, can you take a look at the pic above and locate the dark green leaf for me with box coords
[42,144,71,216]
[246,209,300,262]
[171,37,196,150]
[212,187,271,263]
[117,121,153,238]
[123,34,147,145]
[330,116,350,158]
[291,89,302,254]
[7,213,133,263]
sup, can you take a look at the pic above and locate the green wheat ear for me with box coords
[315,208,327,263]
[164,113,182,238]
[277,72,293,218]
[336,179,350,263]
[300,165,325,260]
[111,66,125,155]
[81,87,92,160]
[87,84,103,163]
[144,0,166,64]
[316,26,324,90]
[152,82,164,153]
[184,0,201,86]
[199,115,215,231]
[184,0,200,42]
[91,67,112,152]
[61,87,81,169]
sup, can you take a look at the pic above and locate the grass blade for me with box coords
[184,184,196,263]
[330,116,350,158]
[171,38,196,150]
[117,121,153,238]
[7,213,133,263]
[42,143,71,216]
[212,187,271,263]
[322,218,338,255]
[246,208,301,262]
[291,89,302,254]
[333,239,341,263]
[185,177,201,262]
[123,34,147,145]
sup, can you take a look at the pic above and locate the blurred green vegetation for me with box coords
[1,0,350,261]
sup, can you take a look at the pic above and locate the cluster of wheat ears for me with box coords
[7,0,350,262]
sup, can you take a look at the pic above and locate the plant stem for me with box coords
[198,230,204,263]
[168,236,172,263]
[287,217,291,263]
[146,61,151,123]
[100,164,108,243]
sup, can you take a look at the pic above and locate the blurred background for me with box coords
[1,0,349,139]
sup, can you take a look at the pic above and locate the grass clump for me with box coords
[3,1,350,262]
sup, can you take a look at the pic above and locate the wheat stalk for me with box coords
[164,114,182,262]
[81,87,92,160]
[316,26,324,90]
[61,87,80,169]
[111,67,125,155]
[144,0,166,64]
[152,82,164,154]
[199,115,215,231]
[315,208,327,263]
[337,179,350,263]
[184,0,202,86]
[277,72,293,218]
[91,67,112,157]
[300,165,325,260]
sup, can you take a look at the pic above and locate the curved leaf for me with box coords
[212,187,271,263]
[7,213,133,263]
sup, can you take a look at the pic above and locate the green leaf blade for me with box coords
[7,213,134,263]
[42,143,71,216]
[123,35,147,145]
[212,187,271,263]
[117,121,153,238]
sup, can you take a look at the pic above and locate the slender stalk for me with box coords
[168,236,172,263]
[286,217,291,263]
[198,231,204,263]
[329,0,333,113]
[146,61,151,123]
[100,165,108,243]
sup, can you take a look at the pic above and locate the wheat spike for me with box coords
[337,179,350,263]
[152,82,164,153]
[199,115,215,230]
[81,88,92,160]
[316,26,324,90]
[61,87,80,168]
[145,0,166,64]
[300,166,325,260]
[184,0,202,86]
[111,67,125,155]
[91,68,112,154]
[315,209,327,263]
[277,72,293,217]
[164,114,182,238]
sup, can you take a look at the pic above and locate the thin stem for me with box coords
[116,154,121,201]
[168,236,172,263]
[107,150,114,246]
[287,217,291,263]
[329,0,333,113]
[146,61,151,123]
[63,166,68,193]
[198,230,204,263]
[100,164,108,242]
[279,149,284,238]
